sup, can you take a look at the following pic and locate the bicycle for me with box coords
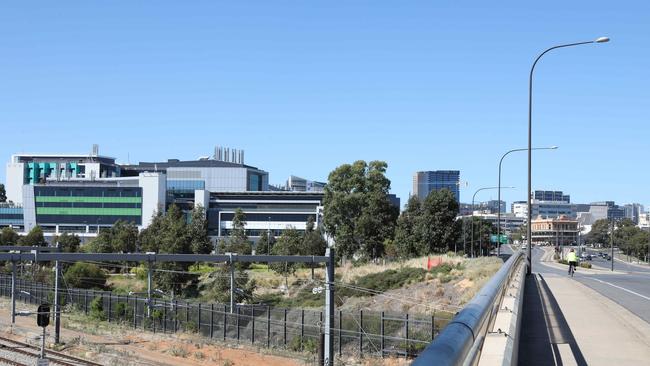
[568,262,576,277]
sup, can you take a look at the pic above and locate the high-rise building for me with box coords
[624,203,644,224]
[412,170,460,202]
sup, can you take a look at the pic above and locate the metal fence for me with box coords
[0,274,451,360]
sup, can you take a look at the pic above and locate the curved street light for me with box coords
[471,186,514,258]
[527,37,609,274]
[497,146,558,256]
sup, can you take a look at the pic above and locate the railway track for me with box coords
[0,335,101,366]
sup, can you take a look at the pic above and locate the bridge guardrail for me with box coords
[412,251,525,366]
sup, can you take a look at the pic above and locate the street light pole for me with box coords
[472,186,513,258]
[526,37,609,275]
[497,146,557,257]
[610,218,615,272]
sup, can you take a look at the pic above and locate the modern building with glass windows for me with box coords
[198,191,323,241]
[3,147,323,245]
[534,190,570,203]
[412,170,460,202]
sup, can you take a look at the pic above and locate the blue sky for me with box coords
[1,1,648,209]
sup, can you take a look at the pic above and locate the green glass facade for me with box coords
[34,186,142,225]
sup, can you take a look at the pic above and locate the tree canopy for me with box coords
[323,160,398,259]
[0,227,20,245]
[394,190,461,258]
[19,226,47,246]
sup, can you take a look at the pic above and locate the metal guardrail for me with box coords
[412,251,525,366]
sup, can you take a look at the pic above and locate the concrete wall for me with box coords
[139,172,166,229]
[5,163,25,204]
[21,185,36,232]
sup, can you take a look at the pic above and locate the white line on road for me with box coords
[589,278,650,301]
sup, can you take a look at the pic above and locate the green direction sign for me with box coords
[490,234,508,244]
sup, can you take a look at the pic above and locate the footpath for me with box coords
[519,248,650,366]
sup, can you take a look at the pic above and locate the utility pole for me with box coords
[229,253,235,313]
[54,242,61,343]
[610,218,615,272]
[324,247,335,366]
[147,254,153,317]
[11,259,16,324]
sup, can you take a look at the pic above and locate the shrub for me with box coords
[289,336,317,353]
[64,262,108,289]
[90,296,106,321]
[580,262,592,269]
[130,265,148,281]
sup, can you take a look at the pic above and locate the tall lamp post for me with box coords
[497,146,557,257]
[472,186,513,258]
[526,37,609,275]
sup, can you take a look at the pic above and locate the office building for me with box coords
[638,213,650,231]
[512,201,528,218]
[534,190,570,203]
[511,200,576,219]
[5,147,120,205]
[624,203,644,224]
[531,215,579,246]
[588,201,626,222]
[284,176,326,192]
[203,191,323,239]
[413,170,460,202]
[461,212,526,237]
[2,146,324,243]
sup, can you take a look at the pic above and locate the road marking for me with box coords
[589,278,650,301]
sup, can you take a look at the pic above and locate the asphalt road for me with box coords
[527,246,650,324]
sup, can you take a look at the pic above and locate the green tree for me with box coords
[19,226,47,246]
[0,184,6,202]
[302,216,327,256]
[218,208,252,258]
[83,229,114,253]
[63,262,108,289]
[139,205,194,294]
[57,233,80,253]
[111,220,139,253]
[586,219,610,245]
[393,196,423,258]
[198,266,256,304]
[323,160,398,259]
[419,189,461,254]
[189,205,212,254]
[0,227,20,245]
[256,229,276,255]
[270,227,303,288]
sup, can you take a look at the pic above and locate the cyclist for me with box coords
[566,248,578,275]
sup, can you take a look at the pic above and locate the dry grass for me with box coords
[339,255,464,283]
[458,256,503,303]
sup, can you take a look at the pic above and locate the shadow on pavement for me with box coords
[518,274,587,366]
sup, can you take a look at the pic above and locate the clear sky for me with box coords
[1,1,648,209]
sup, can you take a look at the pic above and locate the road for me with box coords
[523,245,650,324]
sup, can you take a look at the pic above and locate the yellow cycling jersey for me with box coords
[566,252,577,262]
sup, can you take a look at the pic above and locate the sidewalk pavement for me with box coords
[519,273,650,366]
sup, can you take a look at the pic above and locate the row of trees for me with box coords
[1,226,47,246]
[323,160,493,260]
[586,218,649,260]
